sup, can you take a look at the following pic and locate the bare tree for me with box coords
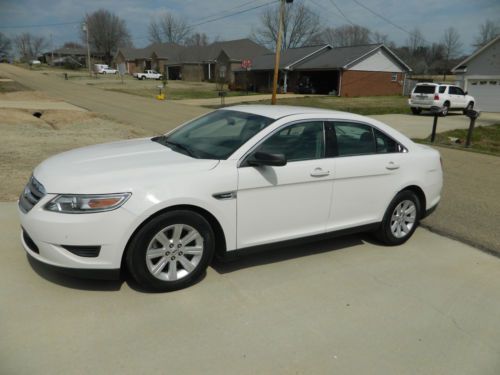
[251,3,322,50]
[185,32,209,47]
[149,12,191,44]
[0,32,11,59]
[81,9,131,65]
[474,19,500,47]
[406,28,426,55]
[62,42,84,49]
[14,33,48,62]
[319,25,371,47]
[441,27,462,79]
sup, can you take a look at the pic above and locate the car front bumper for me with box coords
[18,195,138,273]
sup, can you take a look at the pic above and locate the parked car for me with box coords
[29,60,41,65]
[94,64,109,74]
[133,70,162,80]
[101,67,118,74]
[19,105,442,291]
[408,83,475,116]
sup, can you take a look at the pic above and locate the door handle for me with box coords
[310,168,330,177]
[386,162,400,170]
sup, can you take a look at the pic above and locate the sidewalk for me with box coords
[176,93,312,106]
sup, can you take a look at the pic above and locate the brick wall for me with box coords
[341,70,404,97]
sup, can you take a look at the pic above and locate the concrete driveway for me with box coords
[1,202,499,375]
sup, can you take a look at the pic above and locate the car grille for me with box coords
[19,176,46,213]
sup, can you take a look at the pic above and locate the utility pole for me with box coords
[271,0,292,105]
[50,33,54,66]
[82,22,91,76]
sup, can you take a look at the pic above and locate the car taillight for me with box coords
[434,94,440,100]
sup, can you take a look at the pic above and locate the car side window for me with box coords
[256,121,325,162]
[439,86,446,93]
[334,122,376,156]
[448,87,457,95]
[374,129,399,153]
[455,87,465,95]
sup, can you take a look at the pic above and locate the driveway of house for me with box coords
[1,202,499,375]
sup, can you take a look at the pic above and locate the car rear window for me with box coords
[414,85,436,94]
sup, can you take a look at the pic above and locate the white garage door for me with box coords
[467,79,500,112]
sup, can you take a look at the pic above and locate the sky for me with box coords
[0,0,498,55]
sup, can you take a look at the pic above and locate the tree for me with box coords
[474,19,500,47]
[184,32,209,47]
[14,33,48,62]
[62,42,84,49]
[441,27,462,79]
[318,25,371,47]
[251,3,322,50]
[0,32,11,59]
[81,9,131,65]
[406,28,426,55]
[149,12,191,44]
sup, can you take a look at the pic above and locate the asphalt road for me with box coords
[1,202,499,374]
[0,64,208,134]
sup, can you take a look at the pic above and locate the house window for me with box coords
[471,81,477,85]
[391,73,398,82]
[489,81,497,85]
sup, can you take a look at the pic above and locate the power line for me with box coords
[192,0,269,24]
[328,0,356,26]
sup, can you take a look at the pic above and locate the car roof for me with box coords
[220,104,356,120]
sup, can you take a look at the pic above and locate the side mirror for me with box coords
[247,151,287,167]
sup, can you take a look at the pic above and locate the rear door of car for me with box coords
[451,86,467,108]
[326,121,406,231]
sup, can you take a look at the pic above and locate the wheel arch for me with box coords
[121,204,228,269]
[400,185,426,218]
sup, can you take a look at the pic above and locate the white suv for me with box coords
[408,83,475,116]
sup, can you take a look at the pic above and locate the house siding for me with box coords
[464,39,500,76]
[341,70,403,97]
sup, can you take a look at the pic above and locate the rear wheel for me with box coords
[463,101,474,115]
[376,190,421,245]
[140,76,145,80]
[440,102,450,117]
[411,107,421,115]
[126,210,215,292]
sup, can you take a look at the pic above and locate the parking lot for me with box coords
[1,64,499,374]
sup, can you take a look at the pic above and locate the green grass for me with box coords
[415,124,500,156]
[106,87,258,100]
[230,95,411,115]
[0,78,29,93]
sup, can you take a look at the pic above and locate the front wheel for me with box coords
[376,190,421,245]
[440,103,450,117]
[126,210,215,292]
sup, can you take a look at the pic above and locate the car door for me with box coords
[453,86,467,108]
[326,121,406,231]
[236,121,334,249]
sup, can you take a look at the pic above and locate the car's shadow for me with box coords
[28,234,374,292]
[212,234,369,274]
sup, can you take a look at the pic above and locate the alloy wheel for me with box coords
[145,224,204,281]
[390,200,417,238]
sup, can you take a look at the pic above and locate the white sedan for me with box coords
[19,105,442,291]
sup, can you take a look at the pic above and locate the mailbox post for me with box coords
[429,106,442,143]
[464,109,480,148]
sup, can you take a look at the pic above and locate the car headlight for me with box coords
[44,193,131,214]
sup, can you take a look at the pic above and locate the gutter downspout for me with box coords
[338,69,343,97]
[283,70,288,93]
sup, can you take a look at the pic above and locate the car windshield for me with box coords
[414,85,436,94]
[154,110,274,159]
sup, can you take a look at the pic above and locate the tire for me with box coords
[411,107,421,115]
[126,210,215,292]
[376,190,421,246]
[463,102,474,115]
[440,102,450,117]
[140,76,145,80]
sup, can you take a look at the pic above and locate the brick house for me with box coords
[115,39,269,83]
[234,43,411,96]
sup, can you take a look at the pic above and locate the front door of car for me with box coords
[236,121,334,249]
[326,121,406,231]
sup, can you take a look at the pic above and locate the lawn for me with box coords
[416,124,500,156]
[0,77,29,93]
[233,95,411,115]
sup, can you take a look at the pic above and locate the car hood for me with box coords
[34,138,219,194]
